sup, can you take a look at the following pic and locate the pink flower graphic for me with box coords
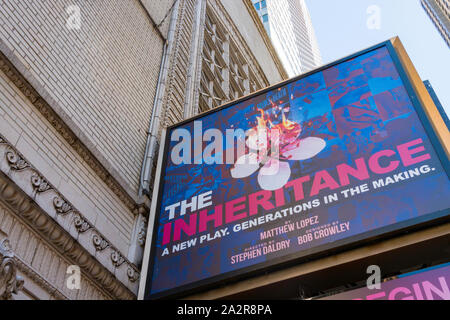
[231,109,326,191]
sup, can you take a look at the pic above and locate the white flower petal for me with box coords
[282,137,326,161]
[230,153,261,178]
[246,128,268,151]
[258,160,291,191]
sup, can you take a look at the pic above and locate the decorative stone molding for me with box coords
[127,267,140,283]
[0,48,149,216]
[6,149,30,171]
[53,197,73,215]
[137,216,148,247]
[0,238,24,300]
[13,255,68,300]
[73,214,91,234]
[31,174,52,193]
[93,234,109,251]
[0,171,135,299]
[0,133,140,298]
[127,213,148,266]
[111,251,125,268]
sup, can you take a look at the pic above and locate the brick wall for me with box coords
[0,0,164,195]
[0,68,134,254]
[0,0,168,258]
[141,0,175,37]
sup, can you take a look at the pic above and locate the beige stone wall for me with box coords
[0,0,166,299]
[0,0,164,195]
[0,68,133,254]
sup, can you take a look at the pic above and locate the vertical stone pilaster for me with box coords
[184,0,208,119]
[128,212,148,266]
[222,34,231,100]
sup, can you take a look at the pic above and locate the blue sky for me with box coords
[305,0,449,116]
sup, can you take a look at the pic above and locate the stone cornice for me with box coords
[13,255,69,300]
[0,134,139,299]
[0,41,149,217]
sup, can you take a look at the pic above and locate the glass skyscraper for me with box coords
[252,0,323,77]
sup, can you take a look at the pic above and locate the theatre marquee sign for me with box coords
[140,38,450,299]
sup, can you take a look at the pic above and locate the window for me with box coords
[261,0,267,9]
[262,14,269,23]
[254,2,260,10]
[199,5,268,113]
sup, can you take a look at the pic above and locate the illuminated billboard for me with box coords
[142,40,450,299]
[319,263,450,300]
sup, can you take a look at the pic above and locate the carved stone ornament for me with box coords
[73,214,91,233]
[6,149,30,171]
[53,196,72,215]
[137,216,147,247]
[93,234,109,251]
[31,173,52,193]
[0,238,24,300]
[111,251,125,268]
[127,267,140,283]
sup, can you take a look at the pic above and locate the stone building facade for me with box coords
[0,0,286,300]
